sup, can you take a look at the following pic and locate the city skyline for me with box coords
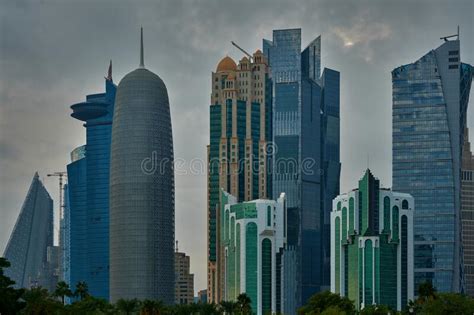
[1,0,473,295]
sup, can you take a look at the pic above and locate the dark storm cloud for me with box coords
[1,0,473,293]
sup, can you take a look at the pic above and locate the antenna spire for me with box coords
[139,27,145,68]
[106,60,113,81]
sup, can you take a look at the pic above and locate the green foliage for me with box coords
[67,295,115,314]
[116,298,140,315]
[54,280,73,305]
[0,257,25,315]
[219,300,239,314]
[360,304,394,315]
[236,293,252,315]
[298,291,356,315]
[20,287,63,315]
[74,281,89,300]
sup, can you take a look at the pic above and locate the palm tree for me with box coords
[140,299,165,315]
[219,300,238,314]
[53,281,72,305]
[418,281,437,303]
[237,293,252,315]
[116,298,140,315]
[74,281,89,301]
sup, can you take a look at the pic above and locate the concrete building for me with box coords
[174,245,194,305]
[392,33,473,292]
[462,128,474,296]
[3,173,55,290]
[109,28,175,303]
[263,28,341,312]
[331,170,414,311]
[197,289,207,303]
[207,50,272,303]
[220,190,286,315]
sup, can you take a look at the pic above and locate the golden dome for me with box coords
[216,56,237,72]
[254,49,262,55]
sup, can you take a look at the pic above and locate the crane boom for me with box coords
[231,41,253,61]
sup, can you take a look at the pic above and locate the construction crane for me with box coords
[47,172,67,220]
[440,26,460,42]
[231,41,253,62]
[47,171,67,281]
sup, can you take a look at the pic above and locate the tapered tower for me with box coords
[109,28,175,303]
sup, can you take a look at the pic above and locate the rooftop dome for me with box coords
[216,56,237,72]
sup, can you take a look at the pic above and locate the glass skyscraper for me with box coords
[263,29,340,311]
[392,36,473,293]
[3,173,54,289]
[67,62,116,299]
[109,29,175,303]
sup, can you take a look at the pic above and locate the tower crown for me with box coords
[216,56,237,72]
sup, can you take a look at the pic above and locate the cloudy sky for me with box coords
[1,0,473,293]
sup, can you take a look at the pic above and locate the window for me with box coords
[448,50,459,55]
[449,64,459,69]
[449,57,459,62]
[267,206,271,226]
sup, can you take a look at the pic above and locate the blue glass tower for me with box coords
[263,29,340,311]
[392,36,473,293]
[67,64,116,299]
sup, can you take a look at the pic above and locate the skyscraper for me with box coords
[220,190,287,315]
[174,245,194,305]
[64,145,87,295]
[3,173,54,289]
[331,170,414,311]
[263,29,340,310]
[461,128,474,296]
[392,33,473,293]
[109,28,175,303]
[207,50,272,302]
[67,60,116,299]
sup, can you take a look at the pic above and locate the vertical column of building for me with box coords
[462,128,474,296]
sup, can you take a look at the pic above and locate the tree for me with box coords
[236,293,252,315]
[0,258,25,315]
[220,300,238,314]
[298,291,356,315]
[417,282,436,303]
[360,304,394,315]
[68,295,114,314]
[21,287,62,315]
[140,299,165,315]
[74,281,89,300]
[116,298,140,315]
[54,280,73,305]
[416,292,474,315]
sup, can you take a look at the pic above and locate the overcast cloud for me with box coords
[1,0,473,294]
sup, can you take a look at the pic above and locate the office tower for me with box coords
[174,245,194,305]
[462,128,474,296]
[3,173,54,289]
[331,170,414,311]
[220,190,286,315]
[263,29,340,310]
[207,50,272,302]
[197,289,208,303]
[109,28,175,303]
[67,59,116,299]
[392,34,473,292]
[65,145,87,295]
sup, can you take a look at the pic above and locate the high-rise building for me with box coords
[392,34,473,293]
[207,50,272,302]
[263,28,340,310]
[331,170,414,311]
[66,59,116,299]
[109,28,175,303]
[462,128,474,296]
[3,173,54,289]
[197,289,208,303]
[64,145,87,295]
[220,190,286,315]
[174,245,194,305]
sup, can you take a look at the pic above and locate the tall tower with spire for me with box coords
[109,28,175,303]
[67,61,117,299]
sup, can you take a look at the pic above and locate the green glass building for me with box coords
[331,170,414,311]
[220,190,286,315]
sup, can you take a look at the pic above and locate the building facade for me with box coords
[263,28,340,311]
[64,145,87,296]
[207,50,272,303]
[462,128,474,296]
[67,60,116,299]
[221,190,286,315]
[109,29,175,303]
[331,170,414,311]
[174,247,194,305]
[3,173,54,290]
[392,35,473,292]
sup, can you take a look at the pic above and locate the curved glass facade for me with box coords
[392,39,472,293]
[110,68,174,303]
